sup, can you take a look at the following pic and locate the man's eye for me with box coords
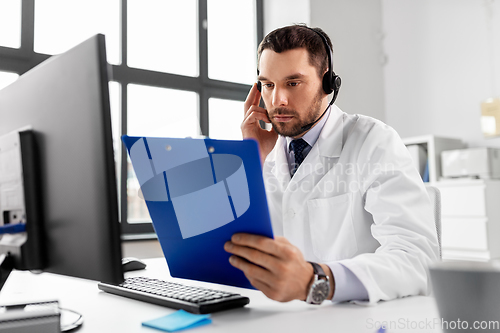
[289,82,298,87]
[264,83,274,89]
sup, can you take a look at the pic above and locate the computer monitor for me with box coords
[0,34,123,285]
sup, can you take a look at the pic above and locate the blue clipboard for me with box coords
[122,135,274,289]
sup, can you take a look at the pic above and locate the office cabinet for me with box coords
[402,135,464,183]
[435,179,500,261]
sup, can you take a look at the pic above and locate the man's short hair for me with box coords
[257,24,333,78]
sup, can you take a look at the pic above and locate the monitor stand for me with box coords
[0,253,84,332]
[0,253,14,290]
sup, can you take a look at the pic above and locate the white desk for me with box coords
[0,258,443,333]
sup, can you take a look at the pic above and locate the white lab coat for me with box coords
[263,105,440,304]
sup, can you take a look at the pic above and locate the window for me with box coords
[127,85,199,224]
[127,85,200,138]
[0,0,21,48]
[34,0,120,64]
[0,0,263,238]
[127,0,198,76]
[209,98,244,140]
[0,72,19,90]
[207,0,257,84]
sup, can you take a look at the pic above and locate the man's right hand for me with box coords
[241,83,278,164]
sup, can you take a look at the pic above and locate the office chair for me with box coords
[425,185,442,259]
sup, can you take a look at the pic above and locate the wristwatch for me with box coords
[305,262,330,304]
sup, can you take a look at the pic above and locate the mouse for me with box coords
[122,257,147,272]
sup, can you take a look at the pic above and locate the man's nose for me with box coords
[272,87,288,107]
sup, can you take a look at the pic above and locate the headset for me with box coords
[257,27,341,133]
[312,28,341,101]
[300,27,341,132]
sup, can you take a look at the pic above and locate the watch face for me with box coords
[311,280,329,303]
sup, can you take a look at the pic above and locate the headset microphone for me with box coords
[299,88,339,132]
[299,27,341,133]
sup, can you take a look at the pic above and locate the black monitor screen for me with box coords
[0,34,123,284]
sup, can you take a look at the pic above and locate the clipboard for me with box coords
[122,135,274,289]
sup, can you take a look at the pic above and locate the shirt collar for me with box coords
[286,106,331,153]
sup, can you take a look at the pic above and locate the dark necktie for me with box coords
[289,138,309,175]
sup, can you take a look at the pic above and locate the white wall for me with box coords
[382,0,500,147]
[263,0,310,35]
[267,0,500,148]
[310,0,386,121]
[263,0,385,121]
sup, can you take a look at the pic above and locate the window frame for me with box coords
[0,0,264,239]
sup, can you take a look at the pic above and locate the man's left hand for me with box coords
[224,234,314,302]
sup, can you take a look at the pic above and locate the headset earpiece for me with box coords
[308,27,341,103]
[329,74,341,103]
[322,73,334,95]
[334,75,341,89]
[257,81,262,92]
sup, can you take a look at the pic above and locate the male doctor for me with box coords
[224,25,439,304]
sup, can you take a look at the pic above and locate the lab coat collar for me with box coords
[268,135,292,187]
[316,104,344,158]
[266,104,344,185]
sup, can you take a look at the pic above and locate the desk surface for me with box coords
[0,258,443,333]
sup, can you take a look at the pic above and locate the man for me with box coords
[224,25,439,304]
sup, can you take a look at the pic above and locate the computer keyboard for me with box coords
[98,276,250,314]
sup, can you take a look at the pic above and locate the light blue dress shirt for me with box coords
[284,107,369,302]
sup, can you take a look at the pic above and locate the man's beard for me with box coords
[267,89,325,138]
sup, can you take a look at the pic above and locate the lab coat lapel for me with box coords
[288,105,344,186]
[316,104,344,159]
[269,136,291,189]
[288,145,321,185]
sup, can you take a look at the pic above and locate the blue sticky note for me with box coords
[142,310,212,332]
